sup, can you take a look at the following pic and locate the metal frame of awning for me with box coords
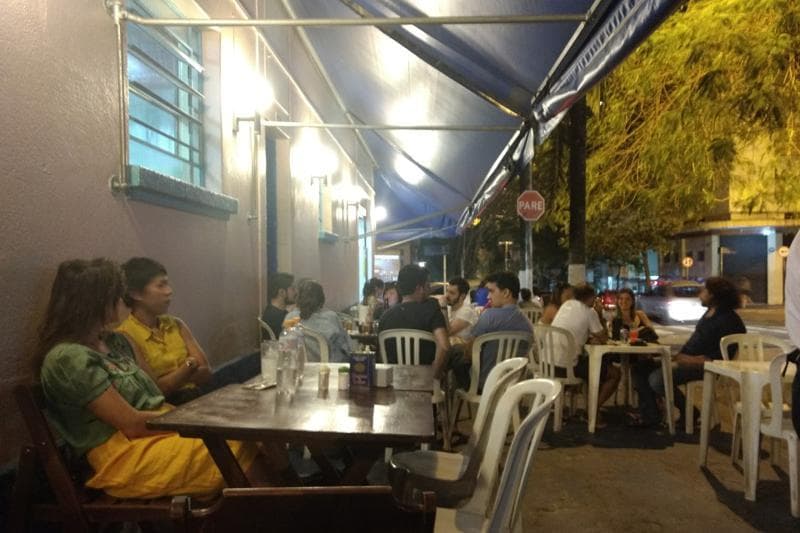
[261,120,518,132]
[119,11,588,28]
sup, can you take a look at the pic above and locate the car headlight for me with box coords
[667,299,704,321]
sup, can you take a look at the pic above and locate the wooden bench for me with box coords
[176,485,436,533]
[8,383,188,532]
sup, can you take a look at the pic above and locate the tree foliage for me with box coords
[548,0,799,263]
[464,0,800,278]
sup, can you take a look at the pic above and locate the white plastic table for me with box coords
[698,359,795,501]
[584,342,674,434]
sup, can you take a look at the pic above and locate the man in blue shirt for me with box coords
[631,277,746,428]
[452,271,533,391]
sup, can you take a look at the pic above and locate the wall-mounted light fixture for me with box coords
[290,129,339,182]
[232,70,274,135]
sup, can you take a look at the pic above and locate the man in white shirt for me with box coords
[785,236,800,434]
[552,283,620,423]
[446,277,478,340]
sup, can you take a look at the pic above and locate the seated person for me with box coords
[445,277,478,342]
[540,283,573,325]
[552,283,621,424]
[36,258,274,499]
[614,288,654,337]
[630,277,746,428]
[116,257,211,405]
[261,272,296,338]
[284,279,352,362]
[450,271,533,391]
[373,281,400,320]
[519,288,539,309]
[378,265,450,376]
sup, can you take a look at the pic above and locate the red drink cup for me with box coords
[629,328,639,342]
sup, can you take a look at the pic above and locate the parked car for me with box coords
[638,280,706,324]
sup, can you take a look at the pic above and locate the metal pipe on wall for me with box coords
[109,0,129,187]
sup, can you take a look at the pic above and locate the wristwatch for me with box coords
[185,359,195,369]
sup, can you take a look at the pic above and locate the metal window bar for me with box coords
[128,1,204,73]
[130,132,200,170]
[129,116,200,160]
[129,82,203,125]
[128,45,205,99]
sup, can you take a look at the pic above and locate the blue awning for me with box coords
[260,0,680,240]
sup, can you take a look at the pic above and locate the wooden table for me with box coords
[148,363,435,487]
[698,359,795,501]
[584,342,675,434]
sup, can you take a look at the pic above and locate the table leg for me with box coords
[660,349,675,435]
[698,370,715,467]
[587,350,602,434]
[202,435,250,488]
[339,444,384,485]
[740,372,762,501]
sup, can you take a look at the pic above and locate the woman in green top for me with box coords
[35,258,266,499]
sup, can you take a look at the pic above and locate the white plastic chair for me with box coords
[389,358,528,508]
[450,331,533,439]
[520,306,543,325]
[378,328,448,450]
[760,354,799,517]
[378,329,438,365]
[257,317,277,341]
[301,326,330,363]
[533,324,584,432]
[722,333,793,464]
[434,378,562,533]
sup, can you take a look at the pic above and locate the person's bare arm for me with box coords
[675,353,706,367]
[636,310,654,329]
[120,331,200,395]
[177,319,212,385]
[449,318,471,337]
[87,386,166,438]
[588,329,609,344]
[540,304,557,325]
[432,327,451,378]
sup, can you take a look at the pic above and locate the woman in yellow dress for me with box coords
[36,258,263,498]
[116,257,211,404]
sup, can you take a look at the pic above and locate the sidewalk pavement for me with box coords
[738,304,785,327]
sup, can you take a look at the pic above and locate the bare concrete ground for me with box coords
[516,404,800,532]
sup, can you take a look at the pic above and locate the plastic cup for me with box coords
[629,328,639,342]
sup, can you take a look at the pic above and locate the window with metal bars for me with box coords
[127,0,204,186]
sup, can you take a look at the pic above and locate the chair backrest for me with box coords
[257,317,277,341]
[462,379,561,527]
[14,383,90,530]
[520,306,543,325]
[185,485,436,533]
[486,379,561,532]
[301,326,330,363]
[719,333,792,362]
[533,324,578,379]
[470,357,529,442]
[764,354,790,436]
[465,331,533,397]
[378,329,437,365]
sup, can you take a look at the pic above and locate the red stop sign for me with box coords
[516,190,546,221]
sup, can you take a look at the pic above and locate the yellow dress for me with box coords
[117,314,196,392]
[86,414,258,499]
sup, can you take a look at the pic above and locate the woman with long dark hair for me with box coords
[36,258,264,498]
[285,279,352,362]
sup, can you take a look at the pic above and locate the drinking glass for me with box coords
[276,349,297,397]
[260,340,279,383]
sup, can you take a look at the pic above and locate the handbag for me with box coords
[637,326,659,343]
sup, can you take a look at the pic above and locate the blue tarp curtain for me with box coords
[272,0,680,240]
